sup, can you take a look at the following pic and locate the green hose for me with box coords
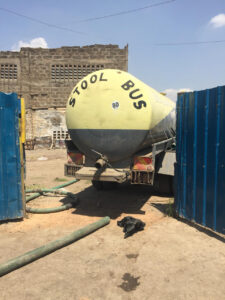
[26,179,78,202]
[0,217,110,277]
[25,179,79,214]
[26,189,76,197]
[26,202,75,214]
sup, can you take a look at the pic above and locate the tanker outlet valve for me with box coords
[95,158,107,169]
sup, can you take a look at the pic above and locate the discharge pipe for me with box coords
[95,158,107,169]
[0,217,110,277]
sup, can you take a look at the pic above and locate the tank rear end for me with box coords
[66,69,175,165]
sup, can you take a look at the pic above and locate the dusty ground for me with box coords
[0,149,225,300]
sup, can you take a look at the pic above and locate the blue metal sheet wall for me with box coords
[0,92,23,220]
[175,86,225,233]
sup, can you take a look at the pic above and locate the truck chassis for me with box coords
[64,137,175,194]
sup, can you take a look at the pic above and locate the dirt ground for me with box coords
[0,149,225,300]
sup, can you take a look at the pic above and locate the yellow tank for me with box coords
[66,69,175,162]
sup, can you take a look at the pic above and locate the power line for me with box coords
[155,39,225,46]
[78,0,176,23]
[0,7,86,35]
[0,1,176,36]
[1,5,223,47]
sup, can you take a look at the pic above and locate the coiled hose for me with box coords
[26,179,79,214]
[0,180,110,278]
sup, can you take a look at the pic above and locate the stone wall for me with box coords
[0,44,128,145]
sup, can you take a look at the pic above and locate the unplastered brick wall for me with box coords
[0,51,21,95]
[0,44,128,109]
[0,44,128,143]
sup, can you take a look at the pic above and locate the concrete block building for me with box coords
[0,44,128,146]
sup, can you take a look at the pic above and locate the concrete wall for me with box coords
[26,108,66,139]
[0,44,128,109]
[0,44,128,144]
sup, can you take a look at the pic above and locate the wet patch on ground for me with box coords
[126,253,139,259]
[118,273,140,292]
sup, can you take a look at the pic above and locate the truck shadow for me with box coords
[61,183,170,220]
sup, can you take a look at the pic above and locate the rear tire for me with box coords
[170,176,174,196]
[92,180,118,190]
[104,181,119,190]
[92,180,104,190]
[153,174,174,195]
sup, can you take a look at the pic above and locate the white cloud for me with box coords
[11,37,48,51]
[162,88,193,102]
[209,13,225,28]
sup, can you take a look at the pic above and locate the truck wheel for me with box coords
[154,174,173,195]
[92,180,118,190]
[170,176,174,196]
[92,180,104,190]
[104,181,118,190]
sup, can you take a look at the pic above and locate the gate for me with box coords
[175,86,225,233]
[0,93,25,221]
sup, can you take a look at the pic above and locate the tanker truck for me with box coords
[64,69,176,194]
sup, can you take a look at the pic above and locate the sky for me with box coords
[0,0,224,101]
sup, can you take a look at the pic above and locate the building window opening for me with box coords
[51,64,104,81]
[0,64,17,80]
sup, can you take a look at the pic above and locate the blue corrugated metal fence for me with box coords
[175,86,225,233]
[0,92,24,220]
